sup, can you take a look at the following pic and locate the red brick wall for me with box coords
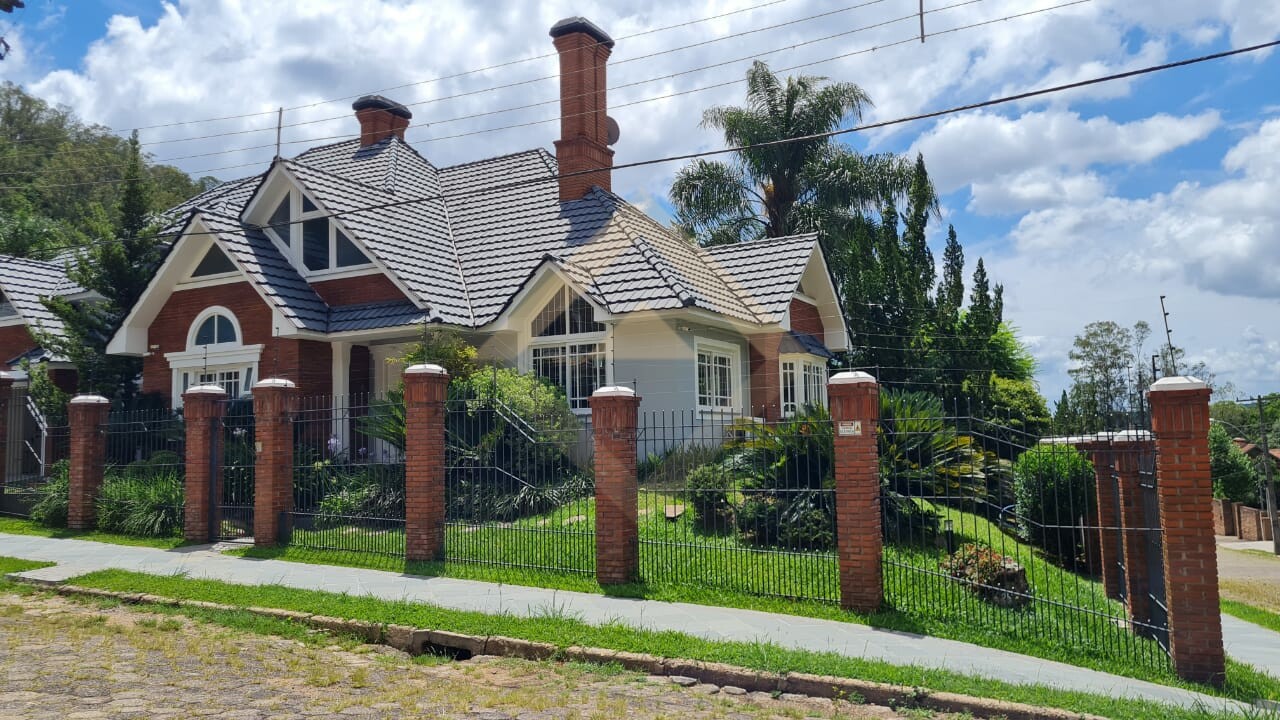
[141,283,332,403]
[310,274,407,307]
[749,333,783,421]
[552,28,613,200]
[590,390,641,584]
[49,369,78,395]
[829,375,882,613]
[0,324,37,369]
[790,298,824,338]
[404,368,449,561]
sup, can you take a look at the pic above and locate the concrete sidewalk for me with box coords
[0,532,1257,714]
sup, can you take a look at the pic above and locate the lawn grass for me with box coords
[262,494,1182,686]
[0,555,54,576]
[1223,599,1280,635]
[61,567,1264,720]
[0,516,189,550]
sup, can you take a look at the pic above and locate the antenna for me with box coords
[275,106,285,158]
[272,324,280,378]
[1159,295,1177,376]
[918,0,925,42]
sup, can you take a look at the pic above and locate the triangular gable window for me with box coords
[268,196,290,246]
[192,245,236,277]
[262,185,374,274]
[532,287,603,337]
[0,289,16,319]
[335,229,369,267]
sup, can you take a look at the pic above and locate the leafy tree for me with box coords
[1209,423,1259,505]
[401,325,479,381]
[1066,321,1139,431]
[669,60,917,246]
[1013,443,1095,562]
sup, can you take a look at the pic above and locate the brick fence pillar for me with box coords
[590,385,640,585]
[67,394,110,529]
[0,372,13,492]
[829,371,882,613]
[183,385,226,542]
[1149,376,1225,686]
[404,364,449,562]
[1112,437,1155,633]
[1079,439,1123,600]
[254,379,298,547]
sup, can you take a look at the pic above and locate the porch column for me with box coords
[404,364,449,562]
[182,385,226,543]
[828,371,882,613]
[1148,376,1224,686]
[330,340,351,458]
[254,379,298,547]
[67,394,110,530]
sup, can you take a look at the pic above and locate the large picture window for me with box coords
[529,286,607,410]
[696,341,738,411]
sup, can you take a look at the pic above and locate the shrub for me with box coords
[684,463,734,532]
[639,442,725,488]
[29,460,70,528]
[1012,443,1095,561]
[95,470,185,537]
[312,463,405,521]
[1209,423,1259,505]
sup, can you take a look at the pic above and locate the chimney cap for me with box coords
[549,16,614,48]
[351,95,412,120]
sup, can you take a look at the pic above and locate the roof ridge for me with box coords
[591,190,697,310]
[285,158,395,196]
[291,137,361,159]
[548,253,611,313]
[440,147,552,172]
[704,232,819,252]
[435,170,477,327]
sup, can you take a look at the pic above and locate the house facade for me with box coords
[104,16,848,422]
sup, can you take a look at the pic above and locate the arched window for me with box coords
[193,314,237,346]
[528,287,607,410]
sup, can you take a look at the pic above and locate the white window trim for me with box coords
[186,306,243,349]
[265,188,376,277]
[166,345,263,406]
[524,285,610,414]
[694,337,741,414]
[779,352,828,417]
[175,271,242,290]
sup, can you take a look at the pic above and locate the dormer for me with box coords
[243,164,376,279]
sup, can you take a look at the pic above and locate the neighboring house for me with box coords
[1233,438,1280,469]
[0,253,85,393]
[105,17,848,423]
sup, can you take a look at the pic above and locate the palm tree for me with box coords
[670,60,922,246]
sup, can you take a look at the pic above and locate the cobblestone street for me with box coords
[0,591,940,720]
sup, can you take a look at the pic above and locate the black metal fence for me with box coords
[215,398,255,541]
[286,393,406,554]
[444,397,594,573]
[99,406,186,537]
[636,408,839,601]
[878,392,1170,674]
[1,385,69,518]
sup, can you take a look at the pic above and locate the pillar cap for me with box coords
[829,371,876,385]
[405,363,448,376]
[1150,376,1207,392]
[69,394,110,405]
[254,378,297,389]
[184,384,227,396]
[591,385,635,398]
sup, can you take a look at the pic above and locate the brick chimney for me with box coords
[550,16,615,202]
[352,95,412,147]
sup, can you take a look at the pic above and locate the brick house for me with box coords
[0,253,84,393]
[105,16,848,422]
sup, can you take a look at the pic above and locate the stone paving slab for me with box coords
[0,532,1251,714]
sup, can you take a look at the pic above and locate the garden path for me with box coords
[0,532,1253,714]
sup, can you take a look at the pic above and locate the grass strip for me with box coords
[0,517,188,550]
[65,567,1269,720]
[1223,599,1280,636]
[0,555,54,576]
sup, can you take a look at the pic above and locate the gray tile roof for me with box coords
[168,137,820,333]
[0,254,76,337]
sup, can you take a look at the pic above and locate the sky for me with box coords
[2,0,1278,402]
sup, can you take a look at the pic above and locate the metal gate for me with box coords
[1138,452,1170,652]
[212,399,255,541]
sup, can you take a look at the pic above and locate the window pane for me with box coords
[302,218,329,271]
[194,317,216,346]
[532,288,566,337]
[782,361,797,416]
[301,195,318,213]
[192,245,236,276]
[269,196,290,245]
[697,352,710,407]
[568,292,603,334]
[568,343,605,410]
[335,229,369,267]
[215,315,236,344]
[531,346,566,394]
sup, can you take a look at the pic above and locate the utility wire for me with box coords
[0,0,1077,186]
[13,34,1273,247]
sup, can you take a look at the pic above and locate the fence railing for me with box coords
[98,406,186,537]
[1,384,69,518]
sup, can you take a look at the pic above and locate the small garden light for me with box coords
[944,518,955,554]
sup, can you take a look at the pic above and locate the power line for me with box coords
[19,33,1273,251]
[0,0,1074,187]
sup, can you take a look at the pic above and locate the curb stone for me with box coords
[13,578,1107,720]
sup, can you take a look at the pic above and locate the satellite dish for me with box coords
[606,116,620,146]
